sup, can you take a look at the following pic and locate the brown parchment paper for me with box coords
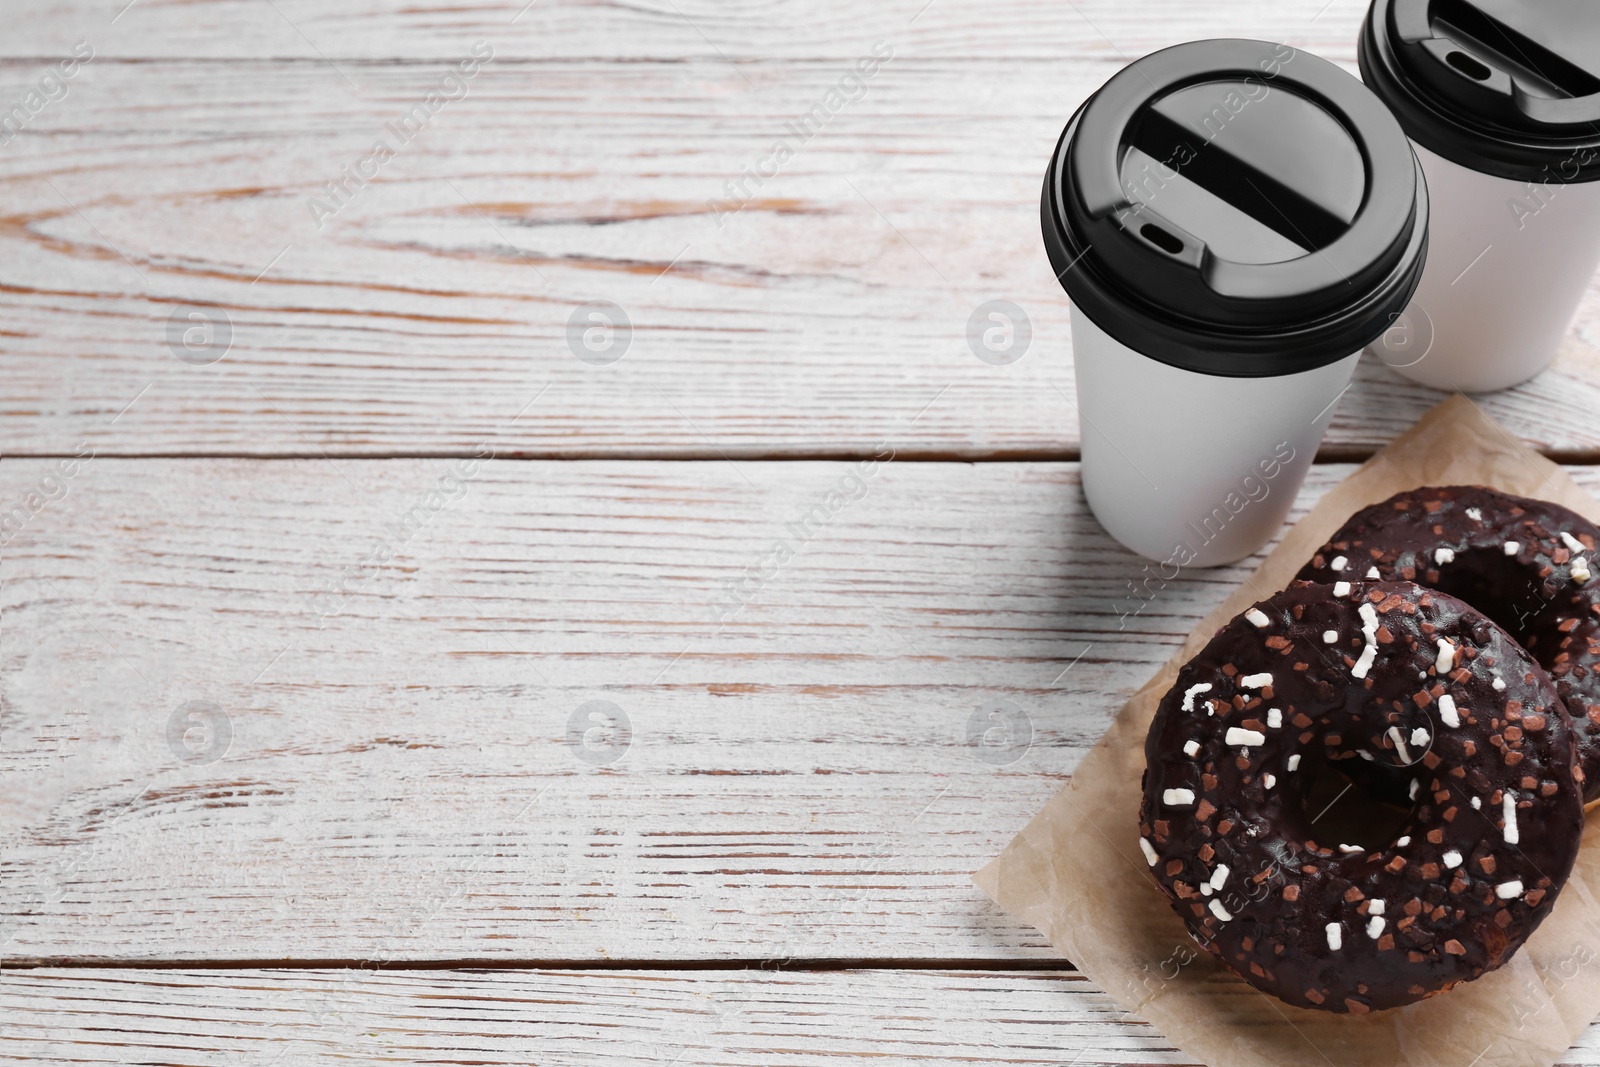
[975,395,1600,1067]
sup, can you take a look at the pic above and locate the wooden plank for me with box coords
[0,456,1345,962]
[3,53,1599,459]
[7,459,1597,962]
[2,0,1378,61]
[2,967,1599,1066]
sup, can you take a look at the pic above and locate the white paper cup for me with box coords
[1044,41,1429,566]
[1073,309,1360,567]
[1361,0,1600,392]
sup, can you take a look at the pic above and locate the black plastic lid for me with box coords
[1361,0,1600,182]
[1044,40,1429,378]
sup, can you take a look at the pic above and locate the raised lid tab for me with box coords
[1137,80,1366,251]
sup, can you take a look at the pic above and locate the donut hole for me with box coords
[1294,744,1418,852]
[1423,549,1556,646]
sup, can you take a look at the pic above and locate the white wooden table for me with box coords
[5,2,1600,1063]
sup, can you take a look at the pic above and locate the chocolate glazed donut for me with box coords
[1139,581,1582,1013]
[1297,487,1600,802]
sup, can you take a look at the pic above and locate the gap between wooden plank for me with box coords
[0,957,1082,971]
[7,449,1600,463]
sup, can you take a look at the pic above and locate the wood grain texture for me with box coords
[0,968,1187,1067]
[2,456,1367,963]
[0,0,1393,61]
[4,10,1600,458]
[3,967,1600,1066]
[5,458,1597,964]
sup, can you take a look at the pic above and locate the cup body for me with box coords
[1383,142,1600,392]
[1073,306,1359,567]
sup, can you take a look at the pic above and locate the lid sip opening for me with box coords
[1043,39,1430,378]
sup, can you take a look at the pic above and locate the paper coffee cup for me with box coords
[1044,39,1429,566]
[1360,0,1600,392]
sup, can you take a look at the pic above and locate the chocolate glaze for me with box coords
[1138,581,1582,1013]
[1297,486,1600,801]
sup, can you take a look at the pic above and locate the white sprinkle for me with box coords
[1358,749,1375,761]
[1392,841,1408,852]
[1322,630,1338,644]
[1163,788,1195,807]
[1209,899,1233,922]
[1181,683,1212,713]
[1200,882,1213,896]
[1240,673,1273,689]
[1443,850,1462,869]
[1471,796,1482,810]
[1496,880,1524,900]
[1334,581,1352,597]
[1574,557,1592,585]
[1331,555,1348,572]
[1139,838,1159,866]
[1467,507,1483,522]
[1366,566,1380,579]
[1435,639,1455,675]
[1226,727,1267,747]
[1409,778,1420,800]
[1411,727,1430,748]
[1245,608,1271,629]
[1492,675,1507,692]
[1562,531,1589,555]
[1367,915,1386,939]
[1435,547,1455,565]
[1438,694,1461,728]
[1262,773,1276,789]
[1503,792,1519,844]
[1287,754,1301,772]
[1388,725,1414,765]
[1338,843,1364,853]
[1326,923,1343,951]
[1353,644,1378,679]
[1352,601,1381,679]
[1370,898,1387,914]
[1210,865,1230,891]
[1267,708,1283,729]
[1183,740,1200,757]
[1505,541,1521,556]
